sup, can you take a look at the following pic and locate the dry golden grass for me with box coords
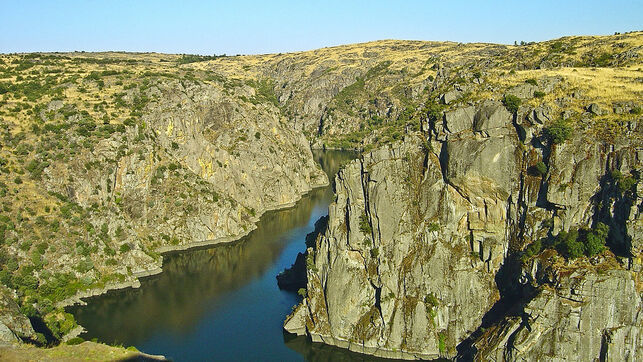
[0,341,162,362]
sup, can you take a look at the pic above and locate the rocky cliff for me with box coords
[474,252,641,361]
[283,32,643,360]
[0,52,326,344]
[286,124,641,359]
[0,31,642,358]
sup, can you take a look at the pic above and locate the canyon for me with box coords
[0,32,641,360]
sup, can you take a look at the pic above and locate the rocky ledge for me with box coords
[285,95,642,360]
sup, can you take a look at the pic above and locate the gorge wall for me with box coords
[286,108,642,360]
[0,32,641,360]
[279,34,643,360]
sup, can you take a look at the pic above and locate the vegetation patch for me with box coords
[521,222,609,261]
[502,94,522,113]
[544,119,573,144]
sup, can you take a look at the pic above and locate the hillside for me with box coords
[0,31,642,359]
[0,49,328,346]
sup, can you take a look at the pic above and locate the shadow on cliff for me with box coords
[283,333,452,362]
[455,251,538,360]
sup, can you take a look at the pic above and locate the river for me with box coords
[70,150,394,361]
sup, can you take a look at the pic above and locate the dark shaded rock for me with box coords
[277,252,308,291]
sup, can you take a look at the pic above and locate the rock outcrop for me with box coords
[474,251,642,361]
[0,286,35,344]
[285,95,642,359]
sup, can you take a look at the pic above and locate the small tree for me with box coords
[503,94,522,113]
[545,119,573,144]
[534,161,548,177]
[555,229,585,259]
[584,222,608,257]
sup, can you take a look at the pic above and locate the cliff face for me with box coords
[285,94,642,359]
[1,32,642,355]
[475,253,642,361]
[0,53,327,342]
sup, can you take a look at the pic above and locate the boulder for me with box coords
[473,101,513,133]
[444,106,475,133]
[507,83,537,98]
[587,102,606,115]
[441,90,462,104]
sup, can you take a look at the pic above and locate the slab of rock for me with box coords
[441,90,462,104]
[473,101,513,133]
[0,287,35,343]
[444,106,475,133]
[507,83,537,98]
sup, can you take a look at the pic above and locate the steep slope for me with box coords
[0,52,327,343]
[281,32,643,360]
[0,32,641,358]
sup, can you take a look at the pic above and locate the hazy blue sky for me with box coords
[1,0,641,54]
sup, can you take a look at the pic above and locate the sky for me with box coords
[0,0,641,55]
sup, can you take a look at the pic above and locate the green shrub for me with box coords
[359,213,372,234]
[563,237,585,259]
[545,119,573,144]
[35,332,47,345]
[592,52,613,67]
[502,94,521,113]
[525,78,538,86]
[305,253,317,272]
[177,54,225,64]
[550,41,563,52]
[611,170,637,193]
[521,239,543,262]
[66,337,84,345]
[25,159,50,180]
[533,90,546,98]
[534,161,548,177]
[45,312,77,340]
[424,293,439,307]
[551,222,610,259]
[438,332,447,354]
[584,222,608,257]
[427,222,439,232]
[119,243,131,253]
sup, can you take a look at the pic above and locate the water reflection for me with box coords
[72,186,327,345]
[284,335,406,362]
[70,150,360,361]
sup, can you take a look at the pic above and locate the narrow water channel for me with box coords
[70,150,393,361]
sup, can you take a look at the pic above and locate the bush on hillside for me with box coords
[545,119,573,144]
[502,94,521,113]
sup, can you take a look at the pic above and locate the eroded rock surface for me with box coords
[286,97,642,360]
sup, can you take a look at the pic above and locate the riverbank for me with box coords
[58,176,330,312]
[68,150,357,361]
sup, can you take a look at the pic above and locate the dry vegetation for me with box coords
[0,31,640,351]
